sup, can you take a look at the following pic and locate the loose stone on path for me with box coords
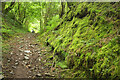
[24,50,31,53]
[24,56,29,60]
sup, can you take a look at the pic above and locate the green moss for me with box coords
[38,2,120,79]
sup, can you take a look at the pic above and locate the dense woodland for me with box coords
[1,2,120,79]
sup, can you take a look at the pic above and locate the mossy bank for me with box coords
[38,2,120,79]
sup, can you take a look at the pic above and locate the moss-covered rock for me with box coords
[38,2,120,79]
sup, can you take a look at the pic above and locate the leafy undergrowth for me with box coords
[2,15,27,40]
[38,2,120,79]
[2,15,28,57]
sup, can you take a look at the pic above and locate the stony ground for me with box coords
[2,33,62,78]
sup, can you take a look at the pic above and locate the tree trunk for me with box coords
[60,2,65,18]
[39,2,42,31]
[22,3,26,24]
[2,2,6,14]
[18,2,20,17]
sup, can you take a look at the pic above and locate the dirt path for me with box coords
[2,33,61,78]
